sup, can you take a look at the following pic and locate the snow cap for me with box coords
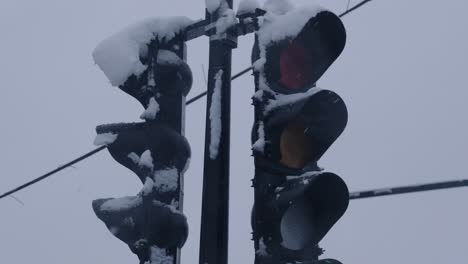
[257,5,325,47]
[93,16,192,87]
[93,132,118,146]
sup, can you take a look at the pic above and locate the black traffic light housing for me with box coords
[256,90,348,167]
[93,37,192,264]
[255,11,346,94]
[92,194,188,261]
[251,8,349,264]
[119,38,192,130]
[96,122,190,184]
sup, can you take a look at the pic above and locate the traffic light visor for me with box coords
[263,11,346,93]
[280,172,349,248]
[96,123,191,183]
[274,90,348,167]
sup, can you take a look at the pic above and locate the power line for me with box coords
[189,0,375,105]
[10,195,25,206]
[0,67,253,201]
[0,146,107,200]
[187,66,252,105]
[345,0,352,14]
[0,0,375,201]
[340,0,373,18]
[189,0,374,104]
[350,179,468,200]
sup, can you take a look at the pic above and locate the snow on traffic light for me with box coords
[251,5,349,264]
[91,17,192,264]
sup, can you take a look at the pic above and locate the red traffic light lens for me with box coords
[279,40,313,90]
[258,11,346,94]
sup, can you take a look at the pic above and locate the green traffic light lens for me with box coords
[280,198,316,250]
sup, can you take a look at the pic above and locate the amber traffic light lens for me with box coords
[279,120,313,168]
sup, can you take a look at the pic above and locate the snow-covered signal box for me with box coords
[250,8,349,264]
[92,36,192,264]
[90,1,351,263]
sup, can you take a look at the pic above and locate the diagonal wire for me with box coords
[350,179,468,200]
[0,146,107,200]
[0,67,253,201]
[187,66,253,105]
[187,0,375,106]
[340,0,372,18]
[0,0,375,201]
[10,195,25,206]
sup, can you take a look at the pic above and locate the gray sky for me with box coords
[1,0,467,263]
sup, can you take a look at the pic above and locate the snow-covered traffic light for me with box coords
[251,6,349,264]
[92,26,192,264]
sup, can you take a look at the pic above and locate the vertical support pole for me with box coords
[147,38,189,264]
[173,39,188,264]
[199,1,235,264]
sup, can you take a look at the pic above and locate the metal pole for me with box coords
[199,1,235,264]
[172,38,189,264]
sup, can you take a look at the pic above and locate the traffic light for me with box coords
[92,37,192,264]
[251,8,349,264]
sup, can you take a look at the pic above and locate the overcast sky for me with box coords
[1,0,468,263]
